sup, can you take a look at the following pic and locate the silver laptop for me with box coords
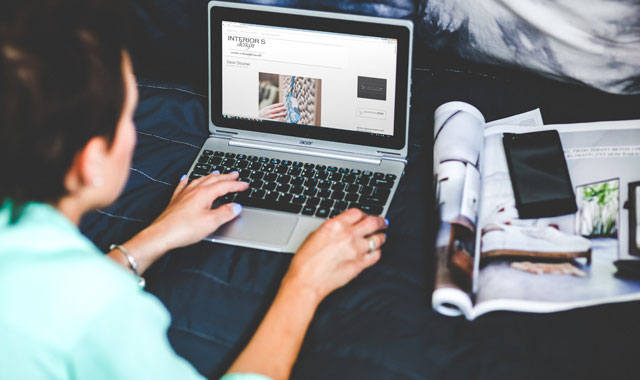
[186,1,413,252]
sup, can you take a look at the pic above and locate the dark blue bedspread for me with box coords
[81,1,640,379]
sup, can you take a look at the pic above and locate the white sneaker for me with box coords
[481,223,592,263]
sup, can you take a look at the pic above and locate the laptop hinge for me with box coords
[225,137,383,165]
[378,150,407,164]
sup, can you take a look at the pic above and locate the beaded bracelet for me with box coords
[110,244,145,288]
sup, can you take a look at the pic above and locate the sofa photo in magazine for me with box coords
[431,101,640,320]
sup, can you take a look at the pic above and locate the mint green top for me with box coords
[0,202,270,380]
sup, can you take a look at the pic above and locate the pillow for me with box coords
[418,0,640,94]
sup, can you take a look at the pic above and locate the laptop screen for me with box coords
[210,5,411,150]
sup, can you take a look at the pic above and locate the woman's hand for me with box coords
[148,171,249,249]
[226,208,388,380]
[283,208,388,302]
[110,172,248,273]
[258,103,286,120]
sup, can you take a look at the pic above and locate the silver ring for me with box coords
[368,238,376,254]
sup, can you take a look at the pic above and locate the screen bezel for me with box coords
[210,5,410,150]
[503,130,578,219]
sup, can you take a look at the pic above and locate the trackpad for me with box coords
[213,209,298,245]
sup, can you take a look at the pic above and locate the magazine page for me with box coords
[471,120,640,319]
[431,102,543,318]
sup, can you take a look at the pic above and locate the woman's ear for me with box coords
[64,136,110,194]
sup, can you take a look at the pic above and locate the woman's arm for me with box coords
[227,208,387,380]
[108,171,249,273]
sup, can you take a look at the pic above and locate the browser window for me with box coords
[221,21,397,136]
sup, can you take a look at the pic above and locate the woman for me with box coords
[0,1,387,379]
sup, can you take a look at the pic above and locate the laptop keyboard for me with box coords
[189,150,397,219]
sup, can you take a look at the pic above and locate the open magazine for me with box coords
[431,101,640,320]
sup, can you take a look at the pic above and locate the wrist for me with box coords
[279,272,324,310]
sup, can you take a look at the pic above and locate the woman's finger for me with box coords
[352,215,387,237]
[333,208,367,226]
[357,232,387,256]
[203,179,250,201]
[209,202,244,230]
[170,174,189,202]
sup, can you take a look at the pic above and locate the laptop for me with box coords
[186,1,413,252]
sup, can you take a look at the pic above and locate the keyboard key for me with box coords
[263,181,277,191]
[304,163,315,169]
[356,176,369,185]
[249,162,262,170]
[274,165,288,174]
[306,197,320,206]
[264,173,278,182]
[317,180,331,189]
[352,203,383,215]
[327,166,338,172]
[292,195,307,204]
[318,189,331,198]
[302,206,317,216]
[247,155,258,161]
[237,154,247,160]
[207,156,221,165]
[301,168,315,178]
[236,160,249,169]
[290,176,304,186]
[203,150,214,156]
[213,151,225,157]
[290,185,304,195]
[270,158,281,164]
[334,200,348,210]
[249,179,264,189]
[330,191,345,201]
[316,207,330,218]
[316,164,327,171]
[276,183,291,193]
[374,172,385,179]
[250,171,264,180]
[265,190,279,201]
[189,172,203,180]
[239,169,251,178]
[250,189,266,199]
[345,184,360,193]
[343,174,356,184]
[198,155,209,163]
[360,196,386,205]
[303,187,317,197]
[279,193,293,203]
[225,152,236,158]
[314,170,329,180]
[293,161,303,167]
[338,167,349,174]
[221,158,236,167]
[345,193,359,202]
[259,157,269,163]
[194,163,211,173]
[329,209,342,218]
[350,169,361,174]
[242,198,302,214]
[320,199,334,209]
[288,167,302,176]
[276,174,291,184]
[370,178,394,189]
[331,182,345,191]
[303,178,318,188]
[362,170,373,177]
[281,160,292,166]
[328,172,342,181]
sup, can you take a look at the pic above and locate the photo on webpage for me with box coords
[258,73,322,126]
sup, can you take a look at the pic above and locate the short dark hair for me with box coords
[0,0,132,215]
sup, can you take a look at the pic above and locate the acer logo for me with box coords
[299,140,313,145]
